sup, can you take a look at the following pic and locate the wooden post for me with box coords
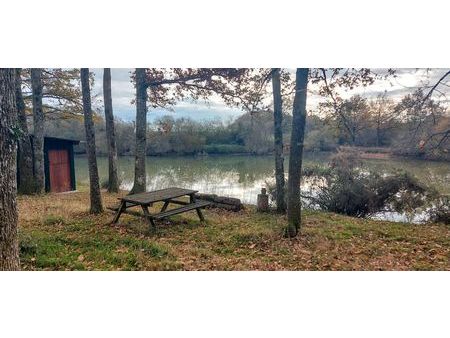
[257,188,269,212]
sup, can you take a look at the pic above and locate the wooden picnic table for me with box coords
[111,187,211,229]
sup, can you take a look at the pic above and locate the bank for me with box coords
[17,190,450,271]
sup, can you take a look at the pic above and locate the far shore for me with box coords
[73,149,449,163]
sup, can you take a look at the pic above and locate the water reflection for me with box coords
[75,154,449,222]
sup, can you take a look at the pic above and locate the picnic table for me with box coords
[111,187,211,228]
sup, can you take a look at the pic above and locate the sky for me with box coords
[91,68,449,123]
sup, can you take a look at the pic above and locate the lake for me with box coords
[75,154,449,222]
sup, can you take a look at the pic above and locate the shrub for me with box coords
[302,149,437,217]
[266,148,439,218]
[428,196,450,225]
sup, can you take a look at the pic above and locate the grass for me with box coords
[17,190,450,270]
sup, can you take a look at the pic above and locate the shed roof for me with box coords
[44,136,80,145]
[30,135,80,145]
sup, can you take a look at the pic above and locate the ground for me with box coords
[17,190,450,271]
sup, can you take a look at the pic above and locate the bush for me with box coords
[428,196,450,224]
[266,148,439,218]
[302,149,437,217]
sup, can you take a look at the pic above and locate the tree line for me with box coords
[44,90,449,161]
[1,68,449,270]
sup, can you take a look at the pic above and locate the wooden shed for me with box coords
[19,136,80,193]
[43,137,79,193]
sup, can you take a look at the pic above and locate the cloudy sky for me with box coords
[91,68,449,123]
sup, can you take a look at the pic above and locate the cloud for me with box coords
[90,68,449,121]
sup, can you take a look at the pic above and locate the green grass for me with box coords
[17,191,450,271]
[19,217,178,270]
[43,215,65,226]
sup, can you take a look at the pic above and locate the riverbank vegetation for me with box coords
[17,190,450,270]
[44,91,449,161]
[266,149,449,223]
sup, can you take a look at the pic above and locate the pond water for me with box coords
[75,154,449,223]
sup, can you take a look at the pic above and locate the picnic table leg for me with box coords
[112,200,126,224]
[196,208,205,222]
[190,193,205,222]
[141,205,156,229]
[161,200,170,212]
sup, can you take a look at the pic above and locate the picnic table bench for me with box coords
[111,187,211,229]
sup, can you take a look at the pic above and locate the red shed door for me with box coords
[48,149,71,193]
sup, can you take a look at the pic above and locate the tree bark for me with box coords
[376,120,381,147]
[16,68,35,194]
[131,68,148,194]
[81,68,103,213]
[271,68,286,213]
[31,68,45,194]
[103,68,119,193]
[0,69,20,270]
[286,68,309,237]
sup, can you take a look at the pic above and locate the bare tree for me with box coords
[15,68,35,194]
[313,68,393,146]
[103,68,119,193]
[81,68,103,213]
[286,68,309,238]
[369,93,397,147]
[271,68,286,212]
[31,68,45,193]
[130,68,148,194]
[417,70,450,152]
[422,70,450,102]
[337,95,371,145]
[0,69,20,270]
[396,88,449,157]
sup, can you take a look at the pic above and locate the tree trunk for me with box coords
[81,68,103,214]
[130,68,148,194]
[351,126,356,145]
[31,68,45,194]
[376,121,381,147]
[286,68,309,237]
[0,69,20,270]
[103,68,119,193]
[271,68,286,213]
[16,68,35,194]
